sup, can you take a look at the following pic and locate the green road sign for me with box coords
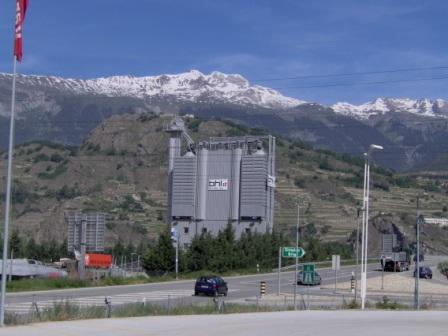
[282,247,306,258]
[302,263,315,284]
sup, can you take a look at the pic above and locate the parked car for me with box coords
[413,266,432,279]
[194,275,228,296]
[297,271,322,286]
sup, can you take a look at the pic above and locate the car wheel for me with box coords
[224,291,228,297]
[194,290,199,296]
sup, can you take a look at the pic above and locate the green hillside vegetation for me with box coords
[1,112,448,265]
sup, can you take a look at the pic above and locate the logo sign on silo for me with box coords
[208,179,228,190]
[267,175,276,188]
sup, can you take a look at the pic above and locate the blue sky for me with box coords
[0,0,447,104]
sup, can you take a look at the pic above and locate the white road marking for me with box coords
[6,289,240,314]
[5,289,193,314]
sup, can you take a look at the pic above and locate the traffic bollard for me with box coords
[104,297,111,318]
[350,272,355,294]
[260,281,267,296]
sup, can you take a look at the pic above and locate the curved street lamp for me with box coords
[360,144,383,310]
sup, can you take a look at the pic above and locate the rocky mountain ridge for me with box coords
[1,70,448,171]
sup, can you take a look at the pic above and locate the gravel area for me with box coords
[323,270,448,295]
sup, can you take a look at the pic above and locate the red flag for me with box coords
[14,0,28,62]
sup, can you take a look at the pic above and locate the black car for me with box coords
[414,266,432,279]
[194,275,228,296]
[297,271,322,286]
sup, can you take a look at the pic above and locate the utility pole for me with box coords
[355,208,361,302]
[414,195,421,310]
[175,240,179,280]
[78,216,87,280]
[293,204,299,310]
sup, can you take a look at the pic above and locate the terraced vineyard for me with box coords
[1,113,448,253]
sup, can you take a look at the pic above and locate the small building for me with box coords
[166,117,276,247]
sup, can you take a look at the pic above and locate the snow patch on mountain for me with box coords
[332,98,448,119]
[0,70,306,110]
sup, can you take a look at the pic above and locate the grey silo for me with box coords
[166,118,276,248]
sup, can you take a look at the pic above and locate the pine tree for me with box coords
[10,230,24,258]
[142,232,174,273]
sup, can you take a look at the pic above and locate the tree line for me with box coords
[1,230,67,262]
[141,224,354,274]
[3,225,354,273]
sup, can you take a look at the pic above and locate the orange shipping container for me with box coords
[84,253,112,268]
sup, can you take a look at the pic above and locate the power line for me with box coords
[250,65,448,82]
[272,74,448,90]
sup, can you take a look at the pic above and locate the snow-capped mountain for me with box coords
[0,70,306,112]
[331,98,448,119]
[1,69,448,171]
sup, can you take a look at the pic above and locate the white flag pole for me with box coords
[0,56,18,327]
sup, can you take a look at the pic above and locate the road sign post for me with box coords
[277,247,281,295]
[281,240,306,310]
[332,255,340,293]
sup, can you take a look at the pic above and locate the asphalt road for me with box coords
[4,263,377,312]
[1,310,446,336]
[4,256,444,313]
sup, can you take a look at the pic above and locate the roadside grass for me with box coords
[375,296,409,310]
[6,278,90,292]
[5,296,426,326]
[5,275,158,292]
[5,301,291,326]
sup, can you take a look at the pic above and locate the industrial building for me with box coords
[65,212,106,253]
[166,117,276,247]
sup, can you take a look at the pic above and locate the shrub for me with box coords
[294,178,306,188]
[105,148,117,156]
[33,153,50,163]
[38,164,67,179]
[318,158,333,171]
[50,153,64,163]
[375,296,408,310]
[56,185,81,200]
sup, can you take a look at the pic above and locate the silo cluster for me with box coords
[166,118,275,247]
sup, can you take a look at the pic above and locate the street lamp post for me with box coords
[360,144,383,310]
[293,204,299,310]
[354,208,361,302]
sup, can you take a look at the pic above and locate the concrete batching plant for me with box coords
[166,117,275,247]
